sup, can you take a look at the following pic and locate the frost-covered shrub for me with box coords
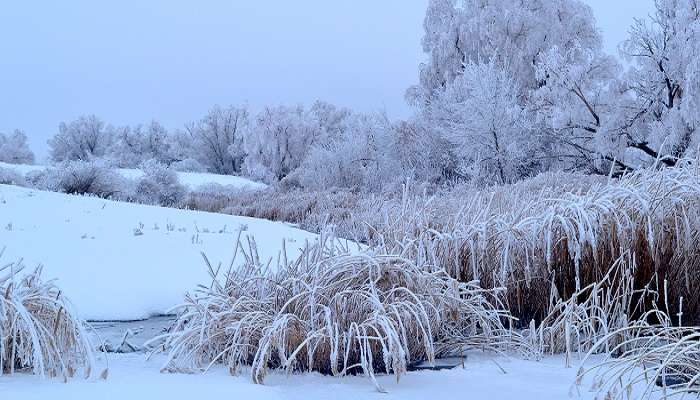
[0,167,27,186]
[0,260,99,379]
[33,161,131,199]
[426,60,541,184]
[134,160,187,207]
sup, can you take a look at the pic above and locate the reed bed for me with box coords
[159,163,700,394]
[150,236,516,391]
[0,256,98,380]
[378,163,700,326]
[186,164,700,326]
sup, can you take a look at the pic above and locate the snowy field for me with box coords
[0,352,627,400]
[0,161,267,190]
[0,184,315,320]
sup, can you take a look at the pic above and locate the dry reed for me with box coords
[0,255,98,380]
[149,235,515,391]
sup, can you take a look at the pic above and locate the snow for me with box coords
[0,162,268,191]
[117,167,268,190]
[0,161,44,175]
[0,184,316,321]
[0,352,630,400]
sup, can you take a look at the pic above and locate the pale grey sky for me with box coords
[0,1,654,159]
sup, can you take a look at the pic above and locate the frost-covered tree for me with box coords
[307,100,352,143]
[408,0,609,178]
[614,0,700,168]
[0,130,35,165]
[245,104,336,182]
[533,43,622,173]
[408,0,603,106]
[109,121,172,168]
[185,105,249,175]
[298,112,396,191]
[48,115,113,162]
[427,61,537,184]
[390,118,458,183]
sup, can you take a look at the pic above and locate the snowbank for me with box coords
[0,162,268,191]
[0,352,641,400]
[118,167,267,190]
[0,184,315,321]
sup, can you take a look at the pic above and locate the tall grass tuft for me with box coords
[150,235,514,391]
[576,321,699,399]
[0,256,98,380]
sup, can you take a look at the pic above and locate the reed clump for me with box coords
[151,237,515,391]
[0,257,98,380]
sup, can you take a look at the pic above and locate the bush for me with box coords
[134,160,187,207]
[31,161,131,199]
[0,260,99,379]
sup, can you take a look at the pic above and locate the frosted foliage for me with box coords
[298,112,397,191]
[48,115,114,162]
[186,105,250,175]
[617,0,700,166]
[245,103,344,182]
[427,61,534,184]
[108,121,172,168]
[533,44,621,172]
[0,130,35,165]
[408,0,602,105]
[390,119,457,184]
[0,263,99,379]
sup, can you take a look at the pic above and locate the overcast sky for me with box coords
[0,1,655,160]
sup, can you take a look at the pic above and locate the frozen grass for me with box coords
[150,235,515,391]
[0,254,99,380]
[532,254,640,365]
[576,322,700,399]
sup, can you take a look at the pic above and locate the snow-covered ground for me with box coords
[0,184,316,320]
[0,352,625,400]
[0,161,267,190]
[117,167,267,190]
[0,161,44,175]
